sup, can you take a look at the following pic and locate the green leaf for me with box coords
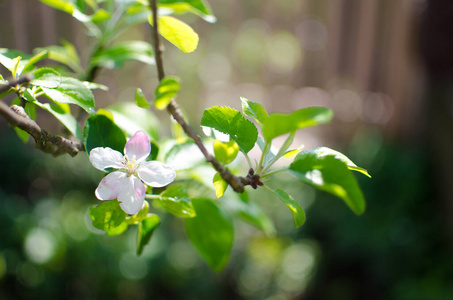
[31,68,61,88]
[150,15,199,53]
[201,106,258,153]
[91,41,154,69]
[11,56,21,78]
[135,88,150,108]
[186,198,234,271]
[213,172,228,198]
[0,49,32,75]
[309,147,371,178]
[136,214,161,255]
[32,68,95,114]
[241,97,269,126]
[272,188,306,228]
[154,76,180,110]
[226,194,275,236]
[83,114,127,154]
[127,201,149,224]
[89,200,128,236]
[262,107,333,141]
[157,185,196,218]
[34,101,82,140]
[37,40,83,74]
[159,0,216,23]
[213,140,239,165]
[38,0,74,15]
[91,8,110,23]
[289,151,366,215]
[22,50,49,74]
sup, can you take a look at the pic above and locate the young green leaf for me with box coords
[136,214,161,255]
[149,15,199,53]
[159,0,216,22]
[37,40,83,74]
[201,106,258,153]
[135,88,150,108]
[91,41,154,69]
[186,198,234,271]
[89,200,129,236]
[213,140,239,165]
[213,172,228,198]
[262,107,333,141]
[271,188,306,228]
[289,151,366,215]
[154,76,180,110]
[22,50,49,74]
[38,0,74,15]
[157,184,196,218]
[308,147,371,178]
[240,97,269,126]
[83,114,127,154]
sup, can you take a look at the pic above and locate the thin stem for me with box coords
[145,194,161,200]
[260,166,289,179]
[148,0,255,193]
[258,140,271,173]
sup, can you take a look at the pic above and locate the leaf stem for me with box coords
[260,166,289,179]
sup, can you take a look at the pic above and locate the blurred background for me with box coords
[1,0,453,299]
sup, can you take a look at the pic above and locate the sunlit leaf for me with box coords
[308,147,371,178]
[159,0,216,23]
[241,97,268,126]
[201,106,258,153]
[290,151,366,215]
[37,40,83,74]
[186,198,234,271]
[91,41,154,69]
[32,68,95,114]
[271,188,306,228]
[213,140,239,165]
[89,200,129,236]
[262,107,333,141]
[213,172,228,198]
[149,15,199,53]
[135,88,150,108]
[157,184,196,218]
[136,214,161,255]
[154,76,180,110]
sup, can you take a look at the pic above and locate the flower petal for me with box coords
[118,175,146,215]
[124,131,151,163]
[137,161,176,187]
[95,171,127,200]
[90,147,124,171]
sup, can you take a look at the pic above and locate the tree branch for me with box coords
[0,78,84,157]
[148,0,257,193]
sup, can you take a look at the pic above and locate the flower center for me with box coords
[122,155,139,175]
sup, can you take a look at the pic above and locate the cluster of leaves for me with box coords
[0,0,370,271]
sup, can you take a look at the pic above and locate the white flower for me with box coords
[89,130,176,215]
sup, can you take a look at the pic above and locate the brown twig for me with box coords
[148,0,255,193]
[0,77,84,157]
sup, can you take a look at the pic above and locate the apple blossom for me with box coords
[89,130,176,215]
